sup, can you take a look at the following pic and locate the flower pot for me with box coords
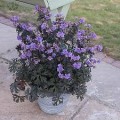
[38,94,70,114]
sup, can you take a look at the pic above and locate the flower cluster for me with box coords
[9,5,103,103]
[57,64,71,80]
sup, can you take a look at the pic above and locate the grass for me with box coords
[0,0,120,60]
[0,0,35,22]
[67,0,120,60]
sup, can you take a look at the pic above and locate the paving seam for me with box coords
[0,57,11,63]
[69,98,90,120]
[85,94,120,113]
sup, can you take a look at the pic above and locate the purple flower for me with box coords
[97,59,101,63]
[90,32,97,39]
[71,55,80,61]
[64,73,71,80]
[39,44,45,51]
[76,55,80,60]
[57,64,64,73]
[41,7,48,14]
[53,43,60,52]
[17,35,22,40]
[46,48,53,54]
[58,73,64,79]
[57,31,65,38]
[41,23,47,30]
[88,47,95,53]
[11,16,19,23]
[77,30,85,40]
[74,47,81,53]
[26,45,30,50]
[27,27,33,32]
[55,13,64,19]
[62,50,73,58]
[60,23,68,30]
[84,24,92,28]
[20,43,25,49]
[81,48,86,53]
[21,23,28,30]
[48,56,53,61]
[86,59,91,66]
[90,58,97,64]
[45,15,51,20]
[36,36,43,42]
[62,49,68,56]
[96,45,103,52]
[51,25,57,31]
[73,62,82,69]
[35,4,39,11]
[86,58,98,66]
[74,47,86,54]
[26,51,32,57]
[20,53,26,59]
[34,59,40,64]
[67,52,73,58]
[77,35,82,40]
[52,53,56,58]
[79,18,85,24]
[26,35,31,41]
[78,30,85,35]
[46,43,51,47]
[30,43,37,50]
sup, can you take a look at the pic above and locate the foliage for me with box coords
[9,5,102,105]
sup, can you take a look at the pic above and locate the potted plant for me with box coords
[9,5,102,114]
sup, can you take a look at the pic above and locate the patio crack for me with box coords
[69,98,90,120]
[85,94,120,113]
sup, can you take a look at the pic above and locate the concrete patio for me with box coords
[0,22,120,120]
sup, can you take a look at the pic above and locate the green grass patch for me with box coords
[0,0,35,22]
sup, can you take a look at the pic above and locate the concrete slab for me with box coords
[103,57,115,64]
[1,49,19,61]
[0,58,89,120]
[87,61,120,111]
[94,52,106,60]
[74,99,120,120]
[0,16,5,21]
[0,23,19,54]
[112,61,120,68]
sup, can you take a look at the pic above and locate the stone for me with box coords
[1,49,18,61]
[0,18,10,24]
[87,61,120,111]
[94,52,106,60]
[0,16,14,27]
[0,23,19,55]
[112,61,120,68]
[0,16,5,21]
[0,59,13,90]
[73,99,120,120]
[103,57,114,64]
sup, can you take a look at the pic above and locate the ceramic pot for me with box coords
[38,94,70,114]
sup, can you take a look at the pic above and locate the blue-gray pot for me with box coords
[38,94,70,114]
